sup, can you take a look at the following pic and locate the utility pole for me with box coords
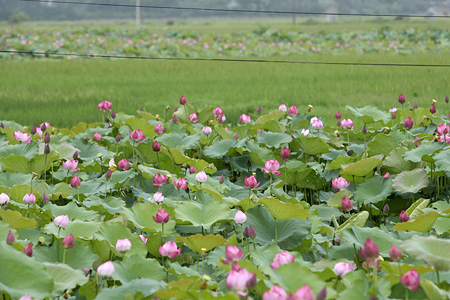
[136,0,141,28]
[292,0,296,24]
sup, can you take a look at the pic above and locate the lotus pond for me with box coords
[1,97,450,299]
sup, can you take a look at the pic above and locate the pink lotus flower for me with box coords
[270,250,295,270]
[243,175,260,189]
[152,141,161,152]
[195,170,207,183]
[97,100,113,112]
[213,106,224,117]
[301,129,309,137]
[153,209,170,223]
[202,126,212,135]
[401,270,420,291]
[129,129,146,143]
[341,119,354,130]
[332,177,350,190]
[225,245,244,262]
[263,160,281,176]
[24,243,33,257]
[93,132,102,142]
[159,241,181,258]
[117,158,130,170]
[398,94,406,104]
[115,238,132,254]
[360,238,379,259]
[280,147,290,161]
[278,104,287,112]
[341,196,353,212]
[437,123,450,136]
[154,124,164,134]
[152,173,167,187]
[14,131,32,144]
[438,135,450,143]
[263,285,288,300]
[288,105,298,116]
[226,267,256,298]
[139,234,148,243]
[70,176,81,188]
[216,115,226,123]
[335,111,341,119]
[404,117,414,129]
[189,166,197,174]
[63,160,79,171]
[179,96,187,105]
[152,192,164,204]
[290,285,314,300]
[333,262,354,277]
[239,114,251,123]
[173,177,188,190]
[234,210,247,224]
[19,294,31,300]
[430,104,437,114]
[97,261,115,277]
[189,112,199,123]
[310,117,323,130]
[0,192,10,205]
[389,244,402,262]
[62,234,74,249]
[54,215,70,228]
[400,210,410,222]
[23,193,36,204]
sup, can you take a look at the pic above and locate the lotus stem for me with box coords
[161,223,165,245]
[274,218,278,245]
[63,248,67,264]
[437,270,440,285]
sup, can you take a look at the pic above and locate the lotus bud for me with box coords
[256,105,262,114]
[105,170,112,180]
[42,193,50,203]
[400,210,410,222]
[30,125,37,135]
[115,134,121,142]
[401,270,420,291]
[414,102,418,109]
[93,132,102,141]
[173,115,179,123]
[336,119,341,127]
[0,192,10,205]
[403,117,413,130]
[389,244,402,262]
[44,132,51,144]
[173,106,178,112]
[225,245,244,262]
[362,238,379,259]
[398,94,406,104]
[280,146,290,161]
[219,175,225,184]
[23,193,36,204]
[335,111,341,119]
[362,125,367,134]
[0,123,3,128]
[202,126,212,136]
[24,243,33,257]
[115,238,132,254]
[180,96,187,105]
[232,132,239,140]
[105,116,109,123]
[152,141,161,152]
[430,104,437,114]
[195,170,207,183]
[40,123,47,132]
[234,210,247,224]
[72,151,78,160]
[316,287,327,300]
[111,110,116,119]
[97,261,115,277]
[341,196,353,212]
[383,204,390,213]
[189,166,197,174]
[6,230,15,245]
[54,215,70,229]
[153,209,170,223]
[243,226,256,239]
[446,96,449,103]
[70,176,81,188]
[332,237,341,245]
[63,234,74,249]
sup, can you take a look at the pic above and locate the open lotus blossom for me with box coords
[0,192,10,205]
[213,106,224,117]
[288,105,298,116]
[159,241,181,258]
[263,285,288,300]
[225,245,244,262]
[270,250,295,270]
[129,129,146,143]
[23,193,36,204]
[234,210,247,224]
[401,270,420,291]
[14,131,32,144]
[195,170,207,183]
[263,160,281,175]
[115,238,132,254]
[243,175,260,189]
[117,158,130,170]
[226,266,256,298]
[54,215,70,228]
[389,107,398,113]
[154,124,164,134]
[97,100,113,112]
[341,119,354,130]
[301,128,309,136]
[152,173,167,187]
[332,176,350,190]
[189,112,199,123]
[310,117,323,130]
[290,285,314,300]
[216,115,226,123]
[97,261,115,277]
[152,192,165,204]
[438,135,450,143]
[239,114,251,123]
[333,262,354,277]
[202,126,212,135]
[437,123,450,136]
[62,159,79,171]
[153,209,170,223]
[173,177,188,190]
[278,104,287,112]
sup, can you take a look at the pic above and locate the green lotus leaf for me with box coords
[382,147,424,175]
[406,198,430,220]
[354,176,393,204]
[434,149,450,172]
[297,136,331,155]
[43,220,101,239]
[167,148,216,174]
[43,262,88,296]
[394,211,440,233]
[402,143,445,163]
[125,117,156,138]
[271,262,326,294]
[175,234,226,253]
[401,236,450,271]
[327,190,352,208]
[253,110,285,129]
[246,140,274,165]
[203,139,237,159]
[392,169,429,194]
[174,201,230,229]
[95,278,165,300]
[112,255,165,283]
[346,105,391,124]
[83,195,125,215]
[0,173,32,187]
[259,197,309,220]
[421,279,448,300]
[41,142,79,160]
[257,131,292,148]
[122,202,176,235]
[341,226,401,257]
[340,156,382,178]
[334,211,369,233]
[0,209,37,229]
[34,182,72,201]
[43,201,100,221]
[157,132,201,150]
[368,134,399,157]
[70,138,114,161]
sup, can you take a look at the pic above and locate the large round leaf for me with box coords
[257,131,292,148]
[392,168,429,194]
[402,143,445,163]
[259,197,309,219]
[346,105,391,124]
[123,202,176,235]
[43,263,88,296]
[393,211,440,233]
[175,234,226,253]
[382,147,424,175]
[175,200,230,229]
[112,255,165,283]
[354,176,393,204]
[401,236,450,271]
[95,278,165,300]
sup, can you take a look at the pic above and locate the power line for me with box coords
[2,50,450,68]
[19,0,450,19]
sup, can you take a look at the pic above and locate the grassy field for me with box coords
[1,53,450,128]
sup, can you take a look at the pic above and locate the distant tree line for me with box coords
[0,0,431,22]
